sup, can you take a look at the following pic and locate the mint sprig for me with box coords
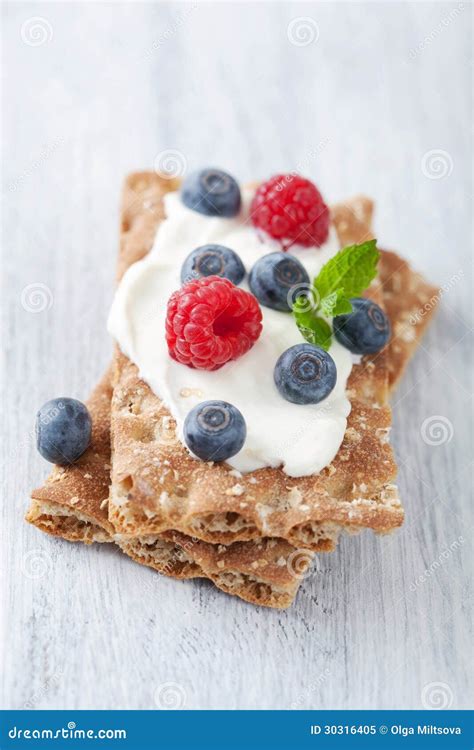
[292,296,332,350]
[292,240,379,351]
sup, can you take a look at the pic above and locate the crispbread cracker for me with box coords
[117,532,310,608]
[107,174,419,550]
[26,244,437,606]
[27,368,114,544]
[26,172,439,608]
[379,250,438,389]
[27,373,309,608]
[110,350,396,550]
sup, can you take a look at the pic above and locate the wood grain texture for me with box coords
[1,1,472,710]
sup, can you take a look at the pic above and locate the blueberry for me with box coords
[333,297,391,354]
[248,252,310,311]
[36,398,92,465]
[274,343,337,405]
[181,168,241,218]
[181,244,245,285]
[183,400,246,462]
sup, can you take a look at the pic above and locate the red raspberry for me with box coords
[250,174,330,249]
[165,276,263,371]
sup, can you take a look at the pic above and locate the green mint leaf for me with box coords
[314,239,379,303]
[292,299,332,351]
[319,290,340,317]
[292,240,380,351]
[292,295,317,331]
[319,288,353,317]
[298,317,332,351]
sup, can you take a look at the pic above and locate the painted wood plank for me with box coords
[1,1,471,711]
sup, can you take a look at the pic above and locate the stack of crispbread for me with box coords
[26,173,438,607]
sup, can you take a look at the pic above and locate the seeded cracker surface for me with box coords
[27,174,438,608]
[110,176,400,550]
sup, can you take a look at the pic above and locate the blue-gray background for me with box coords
[2,2,472,709]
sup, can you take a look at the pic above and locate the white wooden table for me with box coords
[2,1,472,711]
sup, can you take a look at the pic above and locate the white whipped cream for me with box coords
[108,188,353,476]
